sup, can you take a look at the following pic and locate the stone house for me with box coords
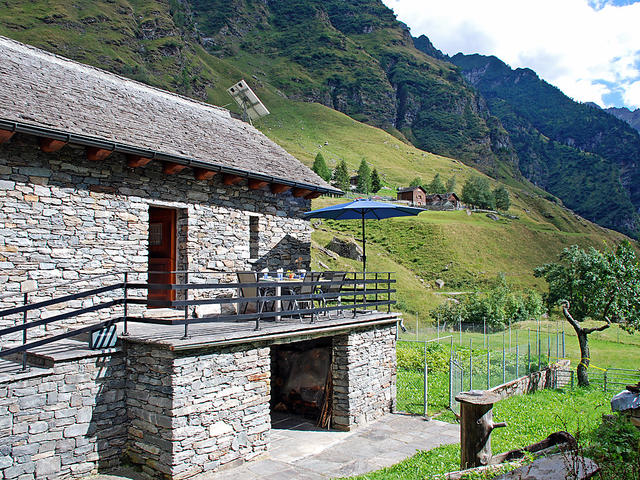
[0,36,399,479]
[396,186,427,206]
[424,192,462,210]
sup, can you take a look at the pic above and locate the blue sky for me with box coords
[383,0,640,110]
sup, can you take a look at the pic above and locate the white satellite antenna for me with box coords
[226,80,270,124]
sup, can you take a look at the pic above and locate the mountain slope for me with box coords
[606,107,640,134]
[0,0,634,323]
[449,53,640,237]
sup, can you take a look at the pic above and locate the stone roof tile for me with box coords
[0,36,339,193]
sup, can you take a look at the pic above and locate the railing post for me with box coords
[374,272,378,309]
[570,370,574,390]
[387,272,391,313]
[604,370,607,392]
[22,293,28,371]
[122,272,129,336]
[182,272,189,339]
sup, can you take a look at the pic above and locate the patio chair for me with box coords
[237,271,273,316]
[285,272,323,322]
[320,271,346,318]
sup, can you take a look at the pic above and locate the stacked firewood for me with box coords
[317,366,333,429]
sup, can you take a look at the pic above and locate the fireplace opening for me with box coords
[270,337,333,426]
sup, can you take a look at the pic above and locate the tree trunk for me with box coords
[576,330,590,387]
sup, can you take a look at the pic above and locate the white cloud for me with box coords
[383,0,640,109]
[623,80,640,108]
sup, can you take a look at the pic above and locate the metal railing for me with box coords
[0,271,396,370]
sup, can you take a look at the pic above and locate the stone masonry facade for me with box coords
[332,324,397,430]
[0,136,311,339]
[1,323,398,479]
[126,342,271,479]
[0,354,127,479]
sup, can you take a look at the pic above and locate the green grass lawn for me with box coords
[343,387,618,480]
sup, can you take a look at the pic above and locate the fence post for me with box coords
[570,370,574,390]
[449,355,454,410]
[604,370,608,392]
[487,349,490,389]
[469,339,473,391]
[502,343,506,384]
[483,318,486,349]
[22,292,28,371]
[562,330,565,358]
[424,341,428,419]
[516,343,519,378]
[459,316,462,346]
[528,329,531,374]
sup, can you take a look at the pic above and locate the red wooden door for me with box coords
[148,207,177,304]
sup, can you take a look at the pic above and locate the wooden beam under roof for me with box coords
[304,191,322,199]
[292,187,312,198]
[163,162,187,175]
[248,179,269,190]
[223,174,244,185]
[0,129,15,144]
[270,183,292,194]
[39,137,67,153]
[126,154,152,168]
[86,147,113,161]
[194,168,217,180]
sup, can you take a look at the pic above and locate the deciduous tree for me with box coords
[534,242,640,386]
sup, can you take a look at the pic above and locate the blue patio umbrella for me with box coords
[303,198,424,272]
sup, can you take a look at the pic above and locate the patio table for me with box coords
[259,277,303,321]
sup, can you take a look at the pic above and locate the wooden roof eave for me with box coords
[0,119,344,197]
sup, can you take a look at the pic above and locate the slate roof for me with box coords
[397,186,426,194]
[0,36,339,194]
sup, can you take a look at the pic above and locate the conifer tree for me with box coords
[312,152,331,182]
[429,173,446,194]
[409,177,423,188]
[333,160,350,192]
[446,175,457,193]
[371,168,382,193]
[356,159,371,194]
[493,185,510,211]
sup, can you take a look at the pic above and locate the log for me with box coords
[86,147,113,161]
[489,431,577,465]
[39,137,67,153]
[456,391,506,469]
[0,129,15,143]
[270,183,292,194]
[194,168,216,180]
[126,154,152,168]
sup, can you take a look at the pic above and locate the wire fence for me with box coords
[396,319,567,416]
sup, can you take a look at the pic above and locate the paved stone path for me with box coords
[91,413,459,480]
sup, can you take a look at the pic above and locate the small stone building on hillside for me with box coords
[0,36,399,480]
[396,186,427,206]
[424,192,462,210]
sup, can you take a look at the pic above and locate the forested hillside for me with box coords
[449,53,640,237]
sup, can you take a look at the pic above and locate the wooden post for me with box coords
[455,391,506,469]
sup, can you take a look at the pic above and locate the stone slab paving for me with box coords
[90,413,458,480]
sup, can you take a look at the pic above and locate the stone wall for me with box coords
[490,360,572,400]
[0,353,127,479]
[0,135,311,337]
[126,342,271,478]
[332,324,397,430]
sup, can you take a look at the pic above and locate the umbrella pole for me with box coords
[361,214,366,274]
